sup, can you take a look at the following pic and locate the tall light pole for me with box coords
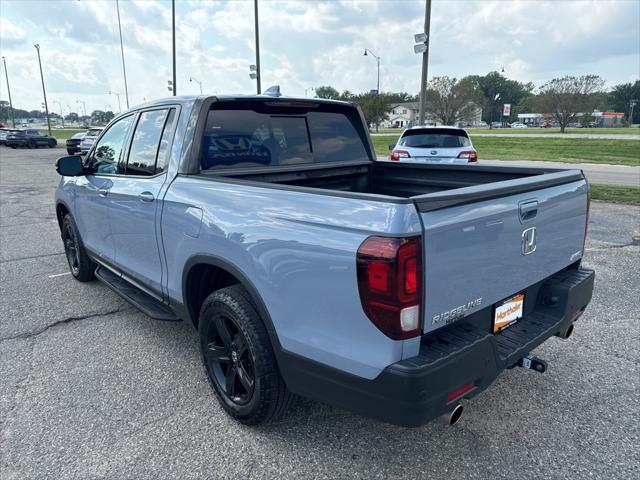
[54,100,65,127]
[189,76,203,94]
[363,48,381,132]
[115,0,129,109]
[305,87,315,97]
[76,99,87,121]
[34,44,51,136]
[629,99,637,125]
[254,0,262,94]
[489,93,500,129]
[418,0,432,125]
[1,56,15,127]
[171,0,176,96]
[108,91,122,113]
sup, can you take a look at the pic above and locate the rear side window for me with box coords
[126,108,175,176]
[399,129,470,148]
[201,103,370,170]
[126,109,168,176]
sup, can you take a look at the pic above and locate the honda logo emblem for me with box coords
[522,227,537,255]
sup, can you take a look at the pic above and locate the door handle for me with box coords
[519,200,538,222]
[98,188,109,197]
[138,191,155,202]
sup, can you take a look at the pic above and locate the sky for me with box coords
[0,0,639,115]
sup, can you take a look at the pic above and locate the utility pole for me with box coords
[116,0,129,109]
[34,44,51,136]
[418,0,432,125]
[254,0,261,94]
[1,56,15,127]
[172,0,176,96]
[363,48,381,131]
[629,99,637,125]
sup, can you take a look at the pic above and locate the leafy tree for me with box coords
[353,92,394,130]
[608,81,640,123]
[314,86,340,100]
[536,75,605,132]
[65,112,79,123]
[580,111,594,127]
[424,76,482,125]
[466,71,534,125]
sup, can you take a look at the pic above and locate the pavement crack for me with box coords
[585,241,638,252]
[0,252,64,264]
[0,308,126,342]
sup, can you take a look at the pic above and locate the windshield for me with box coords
[201,102,370,170]
[399,129,470,149]
[86,129,102,137]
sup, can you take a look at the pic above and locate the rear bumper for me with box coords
[279,267,594,427]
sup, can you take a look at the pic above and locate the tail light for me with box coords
[457,150,478,163]
[356,236,423,340]
[390,150,410,162]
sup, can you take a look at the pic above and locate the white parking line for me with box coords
[48,272,71,278]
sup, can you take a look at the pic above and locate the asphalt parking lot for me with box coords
[1,147,639,480]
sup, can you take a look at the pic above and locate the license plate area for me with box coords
[493,293,524,333]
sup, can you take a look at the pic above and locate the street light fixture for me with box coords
[189,76,203,94]
[1,57,15,127]
[34,44,52,136]
[363,48,381,132]
[108,91,122,113]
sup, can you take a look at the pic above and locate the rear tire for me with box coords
[49,140,56,148]
[199,285,294,425]
[61,214,95,282]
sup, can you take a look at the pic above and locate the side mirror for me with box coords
[388,144,396,151]
[55,155,84,176]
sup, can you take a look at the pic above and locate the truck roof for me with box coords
[135,94,351,110]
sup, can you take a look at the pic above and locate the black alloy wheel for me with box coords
[63,220,81,276]
[204,313,255,405]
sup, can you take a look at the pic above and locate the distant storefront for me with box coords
[517,111,625,127]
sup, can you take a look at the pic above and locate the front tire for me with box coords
[199,285,293,425]
[61,214,95,282]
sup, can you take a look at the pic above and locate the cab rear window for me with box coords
[201,102,370,170]
[399,129,470,148]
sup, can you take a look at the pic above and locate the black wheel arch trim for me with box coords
[181,254,284,353]
[55,200,73,231]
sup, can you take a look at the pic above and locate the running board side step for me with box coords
[95,266,180,321]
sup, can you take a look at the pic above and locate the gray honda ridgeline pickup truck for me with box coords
[55,95,594,427]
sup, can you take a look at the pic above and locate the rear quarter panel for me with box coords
[162,178,422,379]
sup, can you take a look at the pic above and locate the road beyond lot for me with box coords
[1,148,639,479]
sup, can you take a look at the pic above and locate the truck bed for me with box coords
[206,160,585,212]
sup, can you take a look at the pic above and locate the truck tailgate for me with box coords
[414,172,588,334]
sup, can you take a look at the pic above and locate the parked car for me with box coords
[78,127,104,154]
[54,95,594,428]
[66,131,87,155]
[387,126,478,164]
[6,129,57,148]
[539,122,551,128]
[511,122,528,129]
[0,128,21,145]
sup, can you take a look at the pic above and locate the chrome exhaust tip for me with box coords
[441,404,464,426]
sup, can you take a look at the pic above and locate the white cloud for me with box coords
[0,17,26,46]
[0,0,637,112]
